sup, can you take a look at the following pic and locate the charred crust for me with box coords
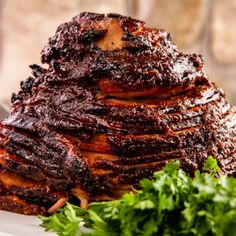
[0,12,235,215]
[0,195,46,215]
[78,12,105,21]
[80,29,107,44]
[20,76,35,93]
[30,64,46,78]
[11,92,19,103]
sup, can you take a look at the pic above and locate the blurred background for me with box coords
[0,0,235,108]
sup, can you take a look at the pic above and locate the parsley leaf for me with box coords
[41,157,236,236]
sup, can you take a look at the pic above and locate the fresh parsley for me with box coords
[40,157,236,236]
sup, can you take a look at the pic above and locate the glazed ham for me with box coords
[0,12,235,215]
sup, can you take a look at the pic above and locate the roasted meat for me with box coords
[0,12,235,215]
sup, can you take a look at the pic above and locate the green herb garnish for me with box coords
[41,157,236,236]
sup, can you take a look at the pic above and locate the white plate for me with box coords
[0,210,55,236]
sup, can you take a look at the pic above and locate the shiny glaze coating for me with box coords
[0,12,235,214]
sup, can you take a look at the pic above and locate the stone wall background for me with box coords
[0,0,235,107]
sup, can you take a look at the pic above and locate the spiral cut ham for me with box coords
[0,12,235,215]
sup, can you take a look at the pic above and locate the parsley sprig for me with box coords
[41,157,236,236]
